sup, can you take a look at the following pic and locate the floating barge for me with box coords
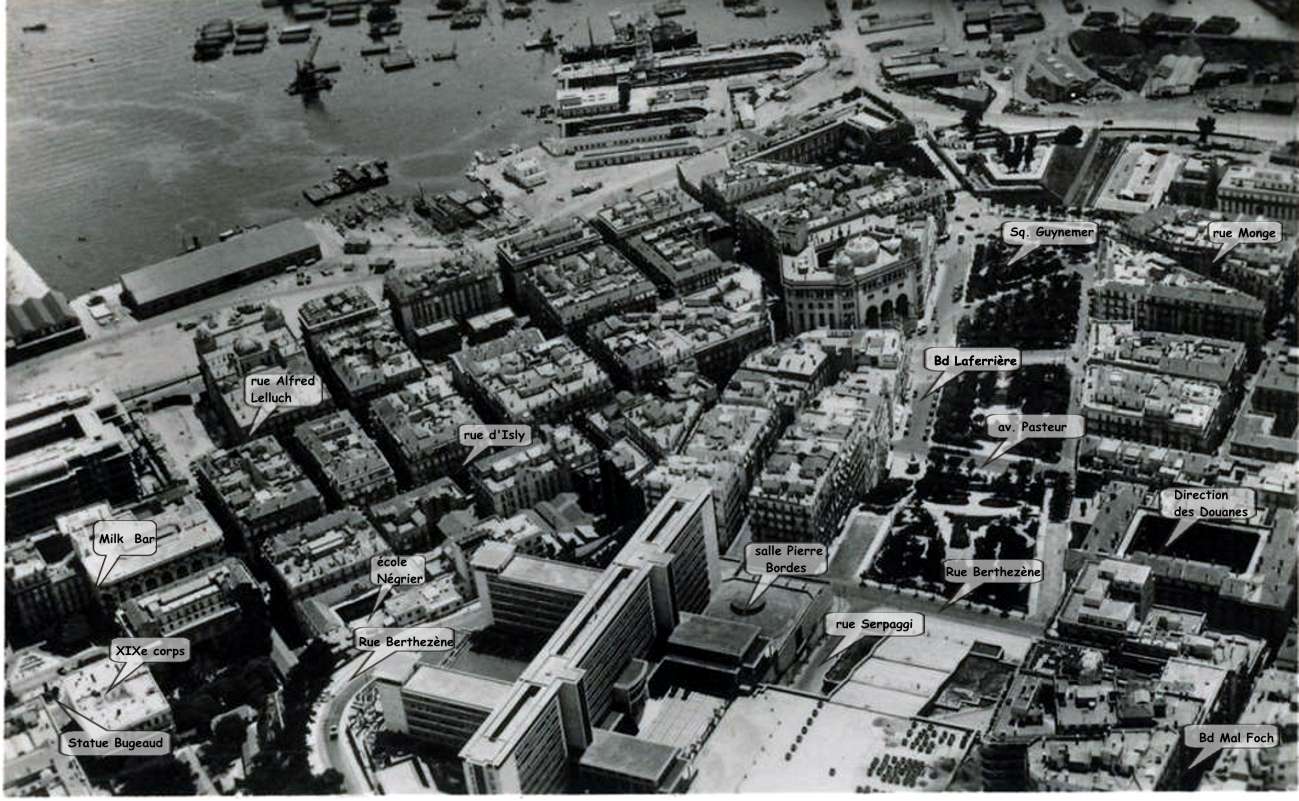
[381,48,416,71]
[304,159,390,205]
[279,24,313,43]
[233,35,268,54]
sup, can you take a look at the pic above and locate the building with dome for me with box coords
[779,214,936,335]
[194,304,333,442]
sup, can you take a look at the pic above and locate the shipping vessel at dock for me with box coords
[303,160,390,205]
[559,17,698,63]
[555,39,808,89]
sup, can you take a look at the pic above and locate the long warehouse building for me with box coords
[119,220,321,317]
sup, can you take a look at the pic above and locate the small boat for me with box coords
[735,4,767,16]
[21,23,48,33]
[503,3,532,19]
[523,28,556,50]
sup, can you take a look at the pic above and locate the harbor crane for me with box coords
[287,36,334,97]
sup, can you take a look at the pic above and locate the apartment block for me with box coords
[294,411,397,506]
[371,368,481,486]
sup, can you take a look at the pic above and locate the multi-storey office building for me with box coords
[456,483,718,794]
[384,253,503,353]
[6,387,138,537]
[496,217,603,301]
[749,371,891,545]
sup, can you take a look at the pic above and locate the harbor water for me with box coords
[7,0,830,295]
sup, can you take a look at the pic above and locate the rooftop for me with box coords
[57,657,170,731]
[402,664,513,711]
[298,286,379,334]
[384,251,500,302]
[194,436,322,529]
[580,730,681,783]
[295,410,393,484]
[1087,320,1244,386]
[522,245,655,323]
[1081,364,1222,434]
[451,328,610,423]
[371,368,481,464]
[120,220,318,307]
[68,498,224,588]
[590,268,767,370]
[498,216,601,267]
[313,316,422,398]
[262,509,390,594]
[593,186,702,240]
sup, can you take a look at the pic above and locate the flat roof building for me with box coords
[311,315,423,409]
[294,411,397,506]
[1081,364,1225,453]
[471,541,604,638]
[1217,163,1299,234]
[384,253,503,354]
[1089,244,1266,344]
[450,328,612,424]
[750,369,892,545]
[56,656,173,736]
[592,186,702,242]
[298,286,381,344]
[371,368,481,486]
[587,268,770,390]
[518,244,657,336]
[645,402,780,550]
[6,387,138,537]
[622,210,739,298]
[120,220,320,317]
[1087,321,1245,388]
[195,304,330,441]
[68,496,226,608]
[195,435,325,550]
[119,557,257,645]
[446,483,717,794]
[3,699,93,796]
[262,509,390,602]
[496,216,603,300]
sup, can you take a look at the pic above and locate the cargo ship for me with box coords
[559,17,698,63]
[303,160,390,205]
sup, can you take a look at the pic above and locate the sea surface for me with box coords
[7,0,831,295]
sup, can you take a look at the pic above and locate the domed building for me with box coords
[779,214,936,334]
